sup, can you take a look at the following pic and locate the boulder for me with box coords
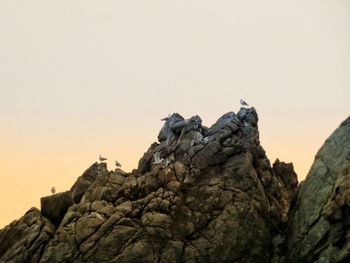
[70,162,107,203]
[0,208,55,263]
[40,191,73,226]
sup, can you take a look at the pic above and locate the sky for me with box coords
[0,0,349,228]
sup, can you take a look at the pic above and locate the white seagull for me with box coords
[152,152,164,164]
[240,99,249,107]
[99,155,107,162]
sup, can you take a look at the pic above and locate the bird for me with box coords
[152,152,164,164]
[161,114,171,121]
[99,155,107,162]
[51,186,56,194]
[240,99,249,107]
[115,160,121,168]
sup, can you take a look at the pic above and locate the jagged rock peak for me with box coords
[139,107,260,174]
[0,107,300,263]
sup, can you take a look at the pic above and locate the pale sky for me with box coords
[0,0,349,228]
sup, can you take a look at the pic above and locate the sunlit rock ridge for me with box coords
[0,107,348,263]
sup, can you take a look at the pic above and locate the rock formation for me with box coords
[1,107,348,263]
[0,208,55,263]
[287,116,350,263]
[41,191,73,226]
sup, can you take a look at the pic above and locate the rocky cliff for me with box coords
[287,116,350,263]
[0,107,348,263]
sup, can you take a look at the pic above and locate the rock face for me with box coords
[287,116,350,263]
[4,109,349,263]
[70,162,107,203]
[0,208,55,263]
[35,107,292,263]
[41,191,73,226]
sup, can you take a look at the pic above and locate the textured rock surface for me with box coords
[0,108,304,262]
[70,162,107,203]
[287,116,350,263]
[41,191,73,226]
[0,208,55,263]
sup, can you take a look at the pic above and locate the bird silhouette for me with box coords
[99,155,107,162]
[240,99,249,107]
[115,160,121,168]
[51,186,56,194]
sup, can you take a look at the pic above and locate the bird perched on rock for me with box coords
[160,114,171,121]
[240,99,249,107]
[99,155,107,162]
[152,152,164,164]
[115,160,121,168]
[51,186,56,194]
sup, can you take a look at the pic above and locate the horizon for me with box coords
[1,0,349,228]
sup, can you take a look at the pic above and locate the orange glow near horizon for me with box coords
[1,110,347,228]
